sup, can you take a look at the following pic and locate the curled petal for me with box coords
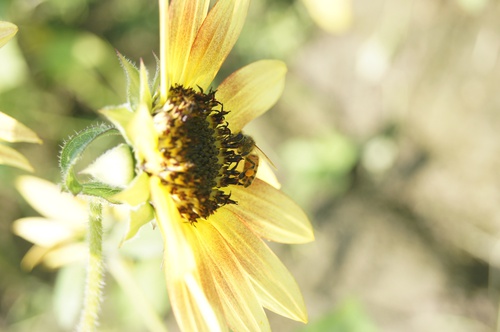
[218,60,287,133]
[226,178,314,244]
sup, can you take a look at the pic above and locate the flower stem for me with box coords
[77,200,104,332]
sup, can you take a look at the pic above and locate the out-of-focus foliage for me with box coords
[1,0,500,331]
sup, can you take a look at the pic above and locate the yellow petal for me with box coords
[218,60,287,133]
[210,208,308,322]
[0,111,41,143]
[20,245,51,271]
[168,0,210,84]
[256,158,281,189]
[0,144,33,172]
[0,21,17,49]
[226,178,314,244]
[16,176,88,225]
[150,177,224,332]
[43,243,88,269]
[12,217,78,247]
[194,220,271,331]
[183,0,250,89]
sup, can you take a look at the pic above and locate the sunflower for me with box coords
[99,0,314,330]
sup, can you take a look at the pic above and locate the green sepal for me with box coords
[117,52,141,110]
[150,53,161,102]
[80,182,123,202]
[99,105,134,145]
[111,171,150,206]
[139,61,152,108]
[121,202,155,244]
[59,123,120,196]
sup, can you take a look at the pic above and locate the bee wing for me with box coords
[253,144,276,169]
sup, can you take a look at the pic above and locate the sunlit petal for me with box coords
[194,220,271,331]
[150,177,224,331]
[43,243,88,269]
[183,0,250,89]
[0,111,41,143]
[0,144,34,172]
[20,245,51,271]
[211,208,308,322]
[256,158,281,189]
[12,217,80,247]
[168,0,210,84]
[218,60,287,133]
[226,178,314,244]
[16,176,88,225]
[0,21,17,49]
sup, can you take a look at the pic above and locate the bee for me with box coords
[231,133,273,187]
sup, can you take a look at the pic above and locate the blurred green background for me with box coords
[1,0,500,331]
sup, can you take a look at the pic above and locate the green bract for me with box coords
[59,55,159,242]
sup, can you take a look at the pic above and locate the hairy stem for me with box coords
[77,200,104,332]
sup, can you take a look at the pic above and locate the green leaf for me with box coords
[139,60,152,107]
[59,123,120,195]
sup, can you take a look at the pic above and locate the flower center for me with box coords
[151,85,258,223]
